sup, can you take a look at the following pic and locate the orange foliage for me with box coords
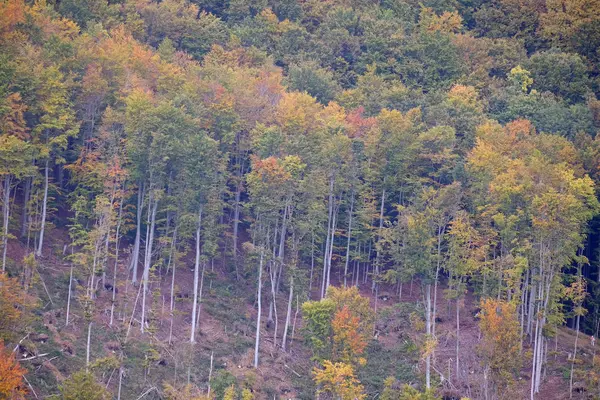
[332,305,368,366]
[478,298,521,392]
[0,273,33,341]
[0,340,26,399]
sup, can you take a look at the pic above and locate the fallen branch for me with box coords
[22,375,38,399]
[19,352,49,361]
[135,386,157,400]
[284,364,301,377]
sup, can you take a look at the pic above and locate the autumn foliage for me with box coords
[313,360,366,400]
[0,340,26,399]
[478,299,521,395]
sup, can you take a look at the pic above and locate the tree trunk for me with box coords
[456,296,460,380]
[426,283,432,389]
[168,226,178,345]
[372,188,385,292]
[344,191,354,287]
[282,275,294,351]
[325,203,338,291]
[254,250,264,368]
[110,193,124,326]
[130,182,144,284]
[36,159,49,257]
[195,260,206,331]
[2,175,11,271]
[86,321,93,370]
[66,264,73,326]
[321,177,334,299]
[569,313,581,398]
[270,261,279,348]
[191,208,202,343]
[20,177,31,238]
[140,195,157,334]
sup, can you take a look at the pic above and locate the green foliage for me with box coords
[57,371,109,400]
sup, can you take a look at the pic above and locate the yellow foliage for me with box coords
[313,360,366,400]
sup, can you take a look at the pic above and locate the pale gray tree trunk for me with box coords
[2,175,11,271]
[426,283,432,389]
[36,159,49,257]
[282,275,294,351]
[140,195,157,334]
[110,194,124,326]
[130,182,144,284]
[344,191,354,287]
[321,177,334,299]
[190,208,202,343]
[254,250,264,368]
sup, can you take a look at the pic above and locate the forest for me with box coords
[1,0,600,399]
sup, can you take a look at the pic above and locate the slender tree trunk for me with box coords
[372,188,385,292]
[254,250,264,368]
[195,260,206,331]
[325,203,338,291]
[110,193,124,326]
[569,313,581,398]
[168,226,178,345]
[140,195,157,334]
[86,321,93,370]
[131,182,144,284]
[309,233,315,295]
[270,261,279,348]
[282,275,294,351]
[2,175,11,271]
[36,159,49,257]
[456,296,460,380]
[66,265,73,326]
[432,225,443,335]
[321,178,334,299]
[344,191,354,287]
[20,176,31,238]
[232,162,242,280]
[190,208,202,343]
[117,367,123,400]
[426,283,432,389]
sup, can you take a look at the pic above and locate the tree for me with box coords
[0,272,32,341]
[313,360,366,400]
[0,339,26,399]
[57,370,109,400]
[478,298,521,398]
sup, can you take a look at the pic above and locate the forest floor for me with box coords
[6,229,599,399]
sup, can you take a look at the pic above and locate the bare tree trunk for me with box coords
[432,226,443,336]
[36,159,49,257]
[195,260,206,330]
[456,296,460,380]
[254,250,264,368]
[2,175,11,271]
[131,182,144,284]
[321,178,334,299]
[86,321,93,370]
[168,226,178,345]
[110,193,124,326]
[372,188,385,292]
[66,265,73,326]
[190,208,202,343]
[569,313,581,398]
[140,195,157,334]
[344,191,354,287]
[426,283,432,389]
[270,261,279,348]
[20,176,31,238]
[282,275,294,351]
[325,203,338,291]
